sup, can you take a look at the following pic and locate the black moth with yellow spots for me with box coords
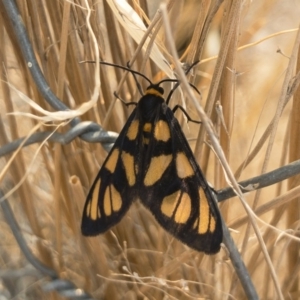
[81,80,223,254]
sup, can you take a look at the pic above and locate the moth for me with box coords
[81,66,223,254]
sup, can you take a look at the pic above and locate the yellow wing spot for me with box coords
[161,190,191,223]
[193,218,199,229]
[176,152,194,178]
[143,137,150,145]
[103,186,112,216]
[105,149,120,173]
[127,120,139,140]
[198,188,209,234]
[143,123,152,133]
[209,214,216,233]
[104,184,122,216]
[154,120,171,142]
[142,123,152,145]
[174,192,191,223]
[144,154,172,186]
[88,179,101,220]
[111,184,122,212]
[161,190,180,217]
[121,151,136,186]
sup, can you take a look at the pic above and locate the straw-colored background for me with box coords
[0,0,300,299]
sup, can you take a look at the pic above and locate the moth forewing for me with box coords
[81,111,139,236]
[137,103,222,253]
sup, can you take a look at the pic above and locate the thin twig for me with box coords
[160,3,259,299]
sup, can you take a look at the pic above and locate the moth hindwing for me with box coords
[81,84,223,254]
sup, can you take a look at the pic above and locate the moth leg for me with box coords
[172,105,201,124]
[113,91,137,108]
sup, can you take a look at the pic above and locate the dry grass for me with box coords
[0,0,300,299]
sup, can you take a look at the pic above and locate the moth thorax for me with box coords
[138,95,164,121]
